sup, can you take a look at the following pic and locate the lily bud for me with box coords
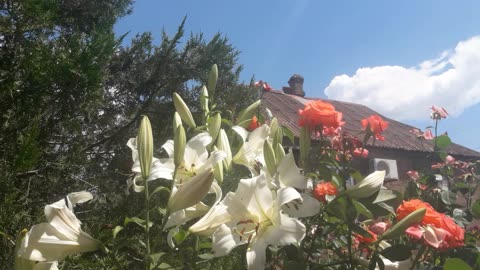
[263,140,277,176]
[237,100,261,127]
[168,169,215,213]
[208,113,221,143]
[270,118,279,138]
[300,126,311,167]
[217,129,232,171]
[138,116,153,179]
[173,92,196,128]
[173,112,182,131]
[275,143,285,162]
[174,125,186,168]
[273,125,283,147]
[200,85,209,113]
[349,171,386,199]
[381,208,426,240]
[207,64,218,98]
[213,146,224,184]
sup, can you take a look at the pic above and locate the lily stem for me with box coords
[159,168,178,232]
[144,175,151,270]
[409,244,427,270]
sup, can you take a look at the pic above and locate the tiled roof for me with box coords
[262,90,480,158]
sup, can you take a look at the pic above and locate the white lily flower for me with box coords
[190,174,306,270]
[17,191,100,262]
[127,137,175,184]
[266,151,320,218]
[232,125,270,175]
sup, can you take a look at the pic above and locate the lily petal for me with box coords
[212,224,246,257]
[246,239,267,270]
[184,133,212,170]
[277,152,306,189]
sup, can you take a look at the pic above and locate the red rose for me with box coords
[313,182,338,202]
[298,100,344,129]
[361,115,389,141]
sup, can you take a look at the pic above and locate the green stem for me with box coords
[160,168,178,232]
[409,244,427,270]
[144,176,151,270]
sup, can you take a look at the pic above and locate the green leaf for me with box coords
[435,135,452,149]
[372,189,397,204]
[284,261,307,270]
[353,199,373,219]
[150,252,166,267]
[197,253,214,260]
[440,190,456,205]
[173,230,189,245]
[472,198,480,218]
[112,225,123,239]
[124,217,152,229]
[444,258,472,270]
[380,244,412,261]
[351,223,373,238]
[151,186,170,197]
[282,126,295,144]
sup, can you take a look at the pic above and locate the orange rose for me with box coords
[313,182,338,202]
[361,115,389,141]
[396,199,441,226]
[247,116,260,131]
[397,199,465,249]
[298,100,344,129]
[438,214,465,248]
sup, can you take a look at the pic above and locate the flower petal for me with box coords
[18,223,99,262]
[261,212,306,246]
[212,224,246,257]
[282,192,321,218]
[278,152,306,189]
[276,187,302,207]
[184,133,212,170]
[246,239,267,270]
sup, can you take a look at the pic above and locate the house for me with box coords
[261,74,480,191]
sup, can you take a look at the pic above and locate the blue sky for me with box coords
[115,1,480,151]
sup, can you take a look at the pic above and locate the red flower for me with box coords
[430,105,448,120]
[313,182,338,202]
[353,148,369,158]
[247,116,260,131]
[298,100,344,129]
[406,170,420,181]
[361,115,389,141]
[355,229,377,244]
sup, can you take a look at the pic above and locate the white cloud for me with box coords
[324,36,480,120]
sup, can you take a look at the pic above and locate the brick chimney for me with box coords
[282,74,305,97]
